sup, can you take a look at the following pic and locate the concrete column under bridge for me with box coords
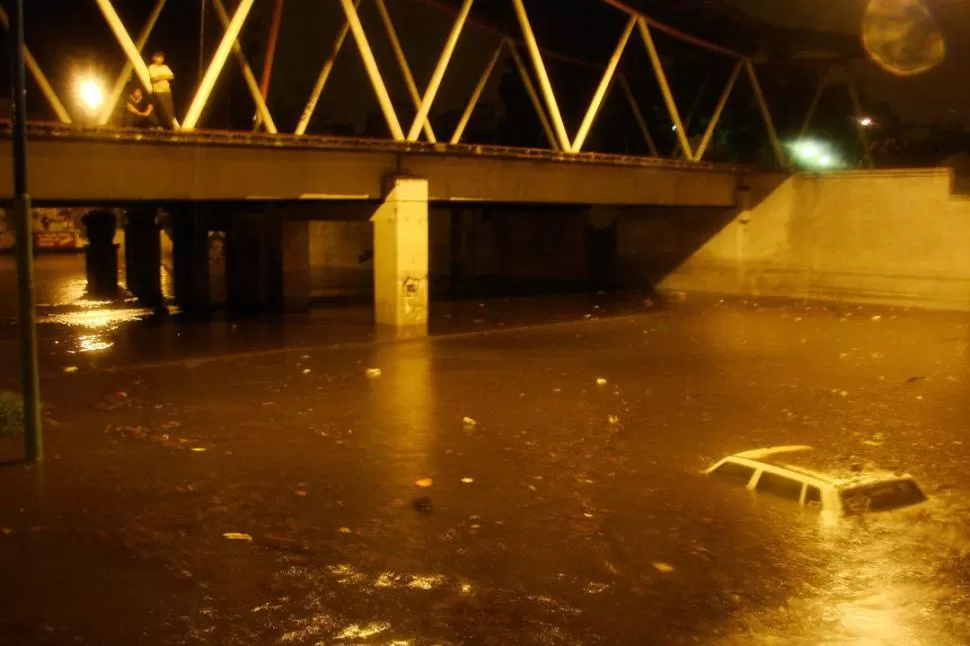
[224,207,310,314]
[123,207,163,309]
[170,205,211,316]
[372,177,429,332]
[82,210,119,299]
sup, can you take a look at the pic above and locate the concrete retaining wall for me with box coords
[655,169,970,311]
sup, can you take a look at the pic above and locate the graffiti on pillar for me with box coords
[403,277,421,295]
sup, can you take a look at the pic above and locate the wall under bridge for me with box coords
[644,169,970,311]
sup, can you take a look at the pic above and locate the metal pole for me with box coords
[339,0,405,141]
[617,73,658,157]
[406,0,474,142]
[507,40,559,151]
[0,8,71,124]
[451,40,504,144]
[99,0,166,125]
[846,69,874,168]
[183,0,255,129]
[94,0,154,93]
[9,0,42,461]
[254,0,284,130]
[744,59,785,167]
[210,0,277,133]
[295,0,360,135]
[572,15,635,153]
[694,59,742,162]
[638,18,692,160]
[376,0,436,142]
[511,0,571,152]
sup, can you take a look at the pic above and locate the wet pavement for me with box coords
[0,255,968,645]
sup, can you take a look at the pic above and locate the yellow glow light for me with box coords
[77,77,105,112]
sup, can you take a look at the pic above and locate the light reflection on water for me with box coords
[39,307,152,357]
[730,495,970,646]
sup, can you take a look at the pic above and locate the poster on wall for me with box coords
[0,207,82,250]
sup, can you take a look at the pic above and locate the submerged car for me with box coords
[705,445,928,517]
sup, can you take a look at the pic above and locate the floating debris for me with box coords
[365,368,382,378]
[63,366,78,374]
[222,532,253,542]
[653,562,675,573]
[596,378,608,386]
[462,416,477,428]
[415,477,434,488]
[461,477,474,484]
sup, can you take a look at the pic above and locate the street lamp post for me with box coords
[9,0,42,461]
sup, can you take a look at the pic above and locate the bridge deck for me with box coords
[0,124,743,207]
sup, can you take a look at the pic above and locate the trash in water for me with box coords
[462,416,477,427]
[190,447,207,453]
[608,415,619,425]
[653,562,675,573]
[413,496,433,513]
[63,366,78,374]
[596,378,608,386]
[338,527,352,534]
[415,477,434,488]
[366,368,382,378]
[461,477,474,484]
[302,368,311,375]
[222,532,253,542]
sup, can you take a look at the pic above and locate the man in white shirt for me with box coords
[148,51,175,129]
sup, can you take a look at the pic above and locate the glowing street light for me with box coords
[76,76,105,113]
[788,138,843,171]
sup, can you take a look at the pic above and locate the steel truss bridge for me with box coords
[3,0,872,167]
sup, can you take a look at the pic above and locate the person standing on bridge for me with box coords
[148,51,176,129]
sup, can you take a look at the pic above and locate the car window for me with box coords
[804,485,822,506]
[841,480,927,515]
[710,462,755,486]
[755,471,803,502]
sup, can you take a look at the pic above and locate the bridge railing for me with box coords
[4,0,870,167]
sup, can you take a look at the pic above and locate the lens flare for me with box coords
[863,0,945,77]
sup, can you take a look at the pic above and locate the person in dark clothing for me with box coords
[124,87,157,128]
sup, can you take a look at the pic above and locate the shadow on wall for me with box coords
[614,173,789,292]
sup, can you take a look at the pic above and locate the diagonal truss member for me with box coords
[0,7,71,124]
[182,0,255,129]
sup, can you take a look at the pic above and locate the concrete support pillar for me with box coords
[265,217,310,313]
[123,207,163,308]
[225,212,265,314]
[82,210,119,299]
[170,205,210,315]
[372,177,429,330]
[225,210,310,314]
[586,206,618,291]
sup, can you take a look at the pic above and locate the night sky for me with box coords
[2,0,967,132]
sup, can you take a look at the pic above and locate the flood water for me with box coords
[0,254,968,645]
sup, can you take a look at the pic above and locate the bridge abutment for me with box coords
[372,177,429,333]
